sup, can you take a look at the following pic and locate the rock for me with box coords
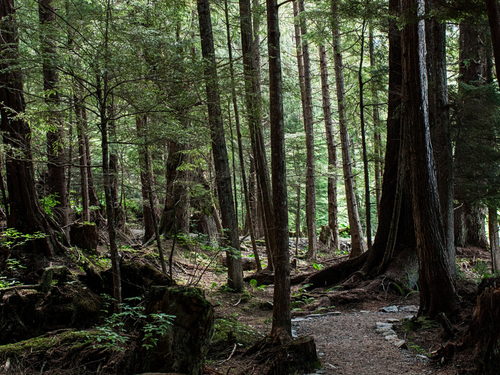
[382,330,397,336]
[385,335,398,341]
[375,322,393,329]
[132,286,214,375]
[400,305,418,313]
[360,310,371,314]
[387,318,400,323]
[394,340,407,349]
[380,305,399,313]
[375,327,393,334]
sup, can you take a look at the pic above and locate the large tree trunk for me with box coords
[40,0,69,227]
[454,21,489,249]
[197,0,243,292]
[429,4,455,277]
[489,207,500,272]
[267,0,291,341]
[239,0,275,269]
[319,45,339,252]
[0,0,66,257]
[330,0,366,258]
[401,0,457,316]
[294,0,317,259]
[160,139,190,236]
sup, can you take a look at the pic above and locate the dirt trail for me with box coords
[292,309,453,375]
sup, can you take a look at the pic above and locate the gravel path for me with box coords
[292,309,453,375]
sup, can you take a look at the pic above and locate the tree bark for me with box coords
[75,86,90,223]
[369,27,382,216]
[294,0,317,259]
[428,0,455,277]
[226,0,261,270]
[267,0,291,341]
[330,0,366,258]
[0,0,67,257]
[197,0,243,292]
[358,20,372,250]
[40,0,69,227]
[319,45,339,252]
[489,207,500,273]
[402,0,457,316]
[486,0,500,83]
[136,115,156,242]
[239,0,275,269]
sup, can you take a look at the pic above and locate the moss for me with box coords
[0,331,91,360]
[212,317,263,348]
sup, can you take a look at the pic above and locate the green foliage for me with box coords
[212,315,263,348]
[88,297,174,352]
[311,262,323,271]
[249,278,265,292]
[40,193,60,218]
[0,228,47,250]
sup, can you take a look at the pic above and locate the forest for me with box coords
[1,0,500,373]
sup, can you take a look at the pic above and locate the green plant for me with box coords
[249,278,265,292]
[40,193,60,218]
[311,262,323,271]
[88,297,174,352]
[0,228,47,250]
[212,316,263,348]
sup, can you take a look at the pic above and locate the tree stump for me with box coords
[435,282,500,373]
[132,286,214,375]
[70,222,98,253]
[319,225,332,247]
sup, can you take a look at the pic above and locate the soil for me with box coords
[0,234,490,374]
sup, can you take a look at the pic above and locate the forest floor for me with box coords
[0,231,490,374]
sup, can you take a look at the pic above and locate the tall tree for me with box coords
[197,0,243,292]
[330,0,366,258]
[319,44,339,252]
[267,0,291,341]
[239,0,275,269]
[225,0,261,270]
[358,20,372,249]
[39,0,69,226]
[0,0,66,256]
[401,0,458,316]
[428,0,455,277]
[294,0,317,259]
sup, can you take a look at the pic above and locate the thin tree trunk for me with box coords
[197,0,243,292]
[358,20,372,250]
[488,207,500,273]
[97,0,121,312]
[40,0,69,227]
[402,0,457,316]
[226,0,261,270]
[330,0,366,258]
[239,0,275,269]
[369,27,382,215]
[75,89,90,223]
[294,0,317,259]
[267,0,291,341]
[136,115,156,242]
[319,45,339,251]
